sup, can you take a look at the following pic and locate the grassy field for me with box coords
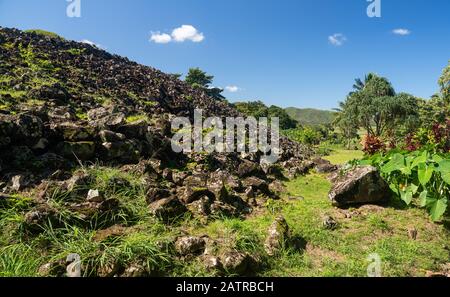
[177,150,450,276]
[1,150,448,277]
[323,149,364,165]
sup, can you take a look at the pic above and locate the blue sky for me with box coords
[1,0,449,110]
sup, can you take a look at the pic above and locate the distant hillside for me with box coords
[285,107,336,126]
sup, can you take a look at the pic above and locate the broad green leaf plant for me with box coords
[358,150,449,221]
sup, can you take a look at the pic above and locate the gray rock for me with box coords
[86,189,104,203]
[221,252,255,276]
[237,160,260,178]
[11,175,26,191]
[100,140,141,162]
[57,141,95,161]
[172,171,188,186]
[242,176,269,194]
[323,215,338,230]
[314,158,338,174]
[329,166,390,206]
[32,138,49,150]
[120,263,149,277]
[268,180,284,194]
[24,204,61,232]
[175,236,206,256]
[145,187,171,204]
[177,187,214,204]
[203,255,223,272]
[99,130,126,143]
[187,197,212,217]
[14,114,43,145]
[244,187,255,199]
[52,122,96,141]
[65,171,93,192]
[264,216,290,256]
[149,196,187,222]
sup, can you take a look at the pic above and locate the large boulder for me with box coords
[24,204,61,232]
[29,83,70,102]
[177,187,214,204]
[237,160,260,178]
[221,252,256,276]
[99,130,126,143]
[145,187,171,204]
[328,166,390,207]
[51,122,96,141]
[148,196,187,222]
[15,114,44,145]
[264,216,290,256]
[100,140,142,163]
[117,119,150,139]
[313,158,338,174]
[175,236,206,256]
[57,141,95,161]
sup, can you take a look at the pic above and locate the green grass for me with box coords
[323,149,364,165]
[0,150,448,277]
[125,114,148,124]
[65,48,86,56]
[24,29,62,39]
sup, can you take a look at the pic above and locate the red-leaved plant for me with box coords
[361,134,386,155]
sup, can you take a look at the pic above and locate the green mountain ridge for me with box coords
[285,107,337,126]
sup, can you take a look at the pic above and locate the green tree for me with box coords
[267,105,298,130]
[338,74,417,138]
[418,96,448,129]
[169,73,183,80]
[185,68,214,88]
[234,101,298,130]
[438,61,450,105]
[235,101,269,118]
[333,101,359,149]
[184,67,224,100]
[351,73,376,94]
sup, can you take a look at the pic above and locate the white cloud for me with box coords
[150,32,172,44]
[171,25,204,42]
[328,33,347,46]
[392,28,411,36]
[149,25,205,44]
[80,39,104,49]
[225,85,240,93]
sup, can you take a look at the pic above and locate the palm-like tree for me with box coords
[350,73,376,95]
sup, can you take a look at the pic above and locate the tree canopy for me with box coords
[184,68,224,100]
[234,101,298,130]
[439,60,450,104]
[336,74,418,139]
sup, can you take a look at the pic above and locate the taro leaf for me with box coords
[433,154,444,163]
[400,190,413,205]
[437,160,450,185]
[389,182,399,195]
[401,156,414,175]
[400,184,418,205]
[382,153,405,174]
[419,190,428,207]
[428,197,448,222]
[418,163,434,186]
[359,159,373,166]
[411,151,428,169]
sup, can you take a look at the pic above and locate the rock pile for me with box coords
[0,27,314,226]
